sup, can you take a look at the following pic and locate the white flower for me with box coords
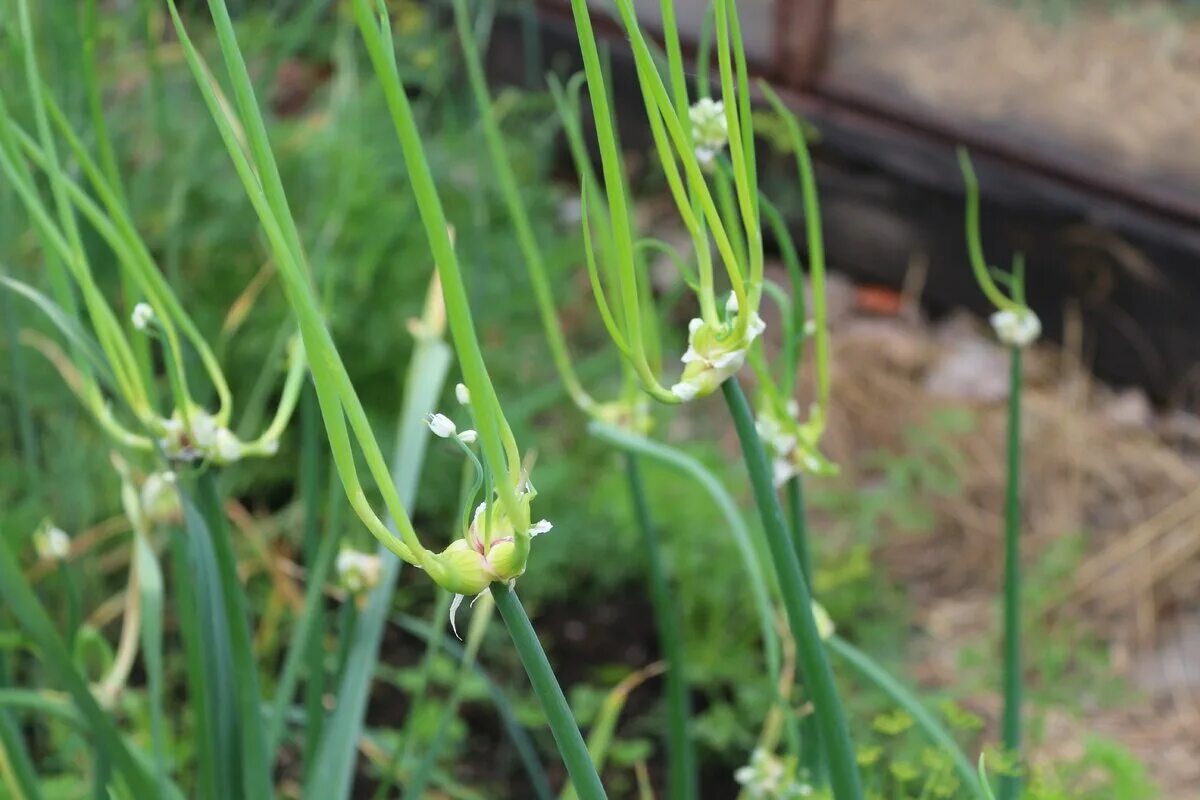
[34,525,70,562]
[757,415,797,457]
[773,457,799,487]
[734,748,811,799]
[336,547,382,595]
[426,412,457,438]
[131,302,155,331]
[455,383,471,405]
[990,307,1041,348]
[689,97,728,167]
[189,410,219,451]
[213,427,243,463]
[157,417,186,458]
[757,401,838,484]
[457,429,478,445]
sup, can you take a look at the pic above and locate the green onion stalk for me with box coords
[448,0,700,794]
[738,81,841,783]
[0,0,305,469]
[168,0,604,795]
[959,149,1040,800]
[565,0,862,796]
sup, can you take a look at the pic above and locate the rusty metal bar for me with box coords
[773,0,836,89]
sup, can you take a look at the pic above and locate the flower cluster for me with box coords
[131,302,155,331]
[336,547,384,597]
[671,296,765,402]
[437,493,552,635]
[158,405,257,465]
[689,97,729,168]
[734,749,815,799]
[755,401,837,486]
[593,397,653,434]
[989,307,1041,348]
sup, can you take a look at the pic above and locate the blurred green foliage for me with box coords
[0,1,1165,795]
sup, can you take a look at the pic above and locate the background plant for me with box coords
[0,1,1168,797]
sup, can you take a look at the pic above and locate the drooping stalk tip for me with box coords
[567,0,768,406]
[957,148,1041,349]
[168,0,564,621]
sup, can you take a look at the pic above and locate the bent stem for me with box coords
[490,582,607,800]
[827,636,984,799]
[1000,346,1023,800]
[720,379,862,800]
[623,452,696,800]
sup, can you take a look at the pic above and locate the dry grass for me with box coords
[806,265,1200,795]
[831,0,1200,189]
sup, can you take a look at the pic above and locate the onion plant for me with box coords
[0,0,305,469]
[167,0,604,794]
[564,0,862,795]
[959,149,1040,800]
[0,2,303,795]
[448,0,700,794]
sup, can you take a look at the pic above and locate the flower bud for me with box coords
[430,539,496,596]
[989,307,1040,348]
[734,748,811,799]
[483,538,522,582]
[426,412,457,438]
[34,523,70,562]
[457,429,478,445]
[595,398,653,433]
[131,302,155,331]
[336,547,383,596]
[213,427,244,464]
[455,383,471,405]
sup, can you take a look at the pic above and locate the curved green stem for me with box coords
[956,149,1018,314]
[451,0,593,413]
[623,453,696,800]
[721,379,862,800]
[350,0,524,515]
[759,195,806,393]
[827,636,984,798]
[490,583,607,800]
[587,421,781,691]
[758,84,831,417]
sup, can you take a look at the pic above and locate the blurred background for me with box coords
[2,0,1198,797]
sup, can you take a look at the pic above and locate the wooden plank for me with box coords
[773,0,836,87]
